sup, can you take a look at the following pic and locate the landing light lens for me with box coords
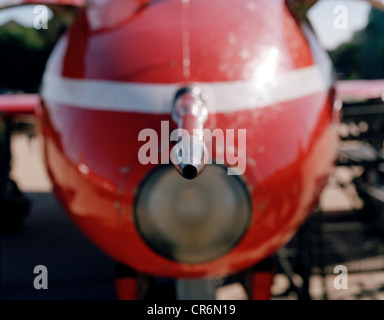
[134,165,251,264]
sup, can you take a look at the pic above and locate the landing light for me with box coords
[134,165,251,264]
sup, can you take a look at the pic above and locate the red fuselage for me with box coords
[38,0,339,278]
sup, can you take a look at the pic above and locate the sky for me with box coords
[308,0,371,50]
[0,0,372,50]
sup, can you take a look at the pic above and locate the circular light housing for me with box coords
[134,165,251,264]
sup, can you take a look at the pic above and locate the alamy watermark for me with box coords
[333,265,348,290]
[33,265,48,290]
[333,5,348,30]
[138,121,247,175]
[33,5,49,30]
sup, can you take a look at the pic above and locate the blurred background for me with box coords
[1,0,384,300]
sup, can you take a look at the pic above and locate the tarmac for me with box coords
[1,134,384,300]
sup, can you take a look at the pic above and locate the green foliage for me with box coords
[0,17,68,93]
[328,40,363,80]
[328,8,384,80]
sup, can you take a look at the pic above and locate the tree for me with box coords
[328,7,384,80]
[0,14,72,93]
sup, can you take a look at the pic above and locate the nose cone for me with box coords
[171,135,208,180]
